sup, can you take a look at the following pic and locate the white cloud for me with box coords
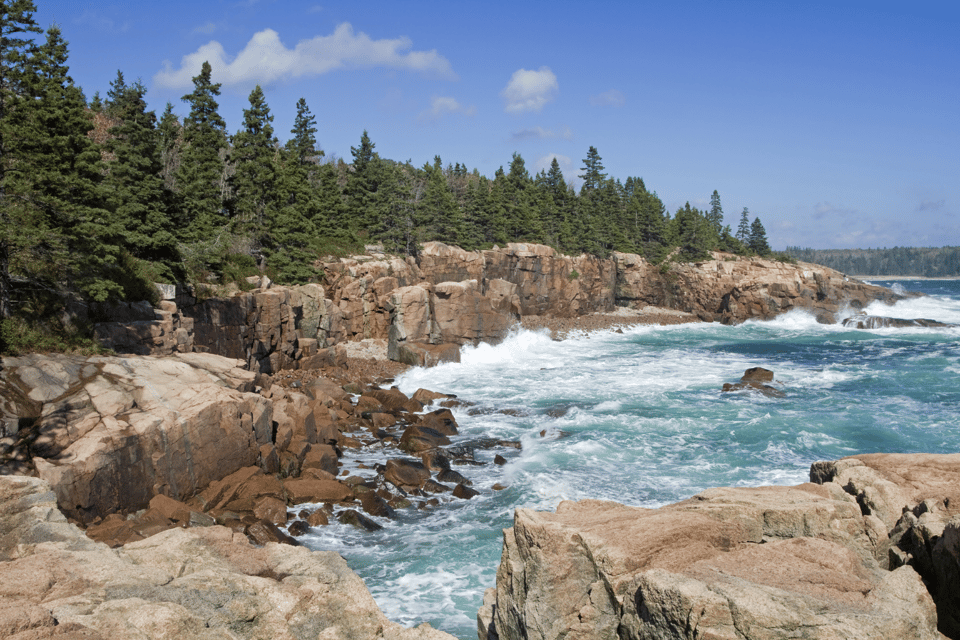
[511,126,572,141]
[154,23,457,89]
[420,96,476,121]
[501,67,558,113]
[590,89,625,107]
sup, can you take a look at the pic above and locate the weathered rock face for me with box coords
[95,244,904,369]
[0,475,456,640]
[1,352,272,524]
[616,252,902,323]
[481,455,960,640]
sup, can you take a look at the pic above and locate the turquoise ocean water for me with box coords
[298,279,960,639]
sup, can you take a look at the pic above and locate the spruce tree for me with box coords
[345,129,380,233]
[104,80,180,281]
[416,155,461,246]
[736,207,751,245]
[579,146,606,192]
[707,190,724,235]
[265,145,320,283]
[156,102,180,191]
[287,97,321,166]
[0,0,41,319]
[22,26,123,302]
[749,217,772,256]
[231,84,277,241]
[175,60,227,243]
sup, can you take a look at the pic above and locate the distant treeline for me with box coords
[784,247,960,277]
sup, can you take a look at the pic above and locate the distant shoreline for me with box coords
[849,275,960,281]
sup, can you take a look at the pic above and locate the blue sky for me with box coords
[42,0,960,250]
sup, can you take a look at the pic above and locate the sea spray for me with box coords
[300,279,960,640]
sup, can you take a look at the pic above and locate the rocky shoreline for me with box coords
[2,243,945,639]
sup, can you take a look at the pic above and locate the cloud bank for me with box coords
[420,96,476,121]
[154,23,456,89]
[501,67,558,113]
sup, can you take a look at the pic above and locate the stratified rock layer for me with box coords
[481,453,960,640]
[0,475,455,640]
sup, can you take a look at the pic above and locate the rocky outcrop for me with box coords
[0,475,456,640]
[0,352,271,524]
[616,252,902,323]
[94,243,904,369]
[480,453,960,640]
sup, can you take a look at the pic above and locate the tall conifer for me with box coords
[175,61,227,242]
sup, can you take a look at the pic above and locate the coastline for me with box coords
[271,306,701,390]
[850,275,960,281]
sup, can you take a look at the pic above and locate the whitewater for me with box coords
[298,279,960,640]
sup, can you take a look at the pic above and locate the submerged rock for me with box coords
[842,315,957,329]
[721,366,785,397]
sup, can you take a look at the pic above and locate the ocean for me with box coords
[297,279,960,640]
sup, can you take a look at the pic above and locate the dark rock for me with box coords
[383,459,430,490]
[842,315,957,330]
[398,425,451,453]
[419,409,459,436]
[287,520,310,537]
[437,469,471,486]
[360,491,396,519]
[337,509,383,532]
[246,519,300,546]
[494,455,507,466]
[453,483,480,499]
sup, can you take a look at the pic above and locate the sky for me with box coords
[40,0,960,250]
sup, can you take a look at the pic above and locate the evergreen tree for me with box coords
[104,80,181,281]
[156,102,180,191]
[502,152,541,242]
[175,60,227,242]
[231,84,277,241]
[707,190,724,235]
[416,155,461,246]
[672,202,713,261]
[579,145,606,192]
[0,0,42,319]
[736,207,751,245]
[345,129,381,233]
[22,26,123,302]
[265,145,320,283]
[287,97,321,166]
[104,69,125,116]
[748,216,771,256]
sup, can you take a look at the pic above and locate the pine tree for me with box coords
[502,152,541,242]
[156,102,180,191]
[287,97,321,166]
[22,26,123,302]
[736,207,751,245]
[748,217,771,256]
[345,129,380,233]
[416,155,461,246]
[707,190,724,235]
[104,69,125,117]
[265,145,320,283]
[104,80,181,281]
[0,0,42,319]
[231,84,277,242]
[175,60,227,243]
[579,146,606,193]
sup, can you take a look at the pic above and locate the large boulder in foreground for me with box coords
[481,456,952,640]
[1,353,273,524]
[0,475,455,640]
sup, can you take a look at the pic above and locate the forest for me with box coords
[0,1,778,352]
[784,247,960,278]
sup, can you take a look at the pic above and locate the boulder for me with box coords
[0,476,457,640]
[722,367,785,397]
[483,481,941,640]
[842,315,957,329]
[398,425,452,453]
[394,342,461,367]
[2,353,272,524]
